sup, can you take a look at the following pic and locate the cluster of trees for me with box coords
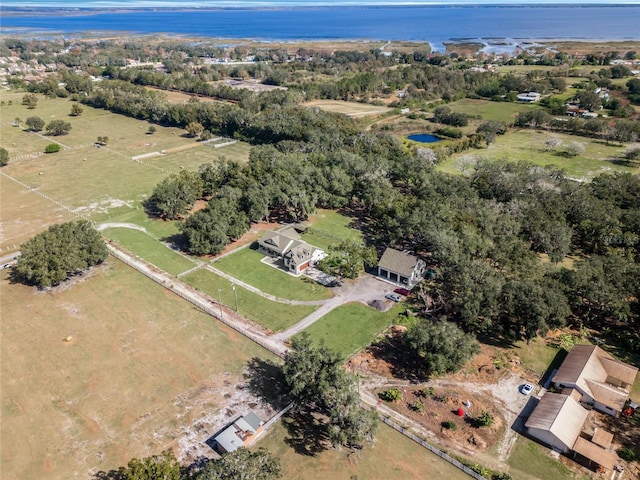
[110,448,281,480]
[282,334,378,449]
[515,110,640,144]
[15,220,107,287]
[0,147,9,166]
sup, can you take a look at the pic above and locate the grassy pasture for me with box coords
[101,227,197,275]
[213,247,333,301]
[439,130,636,180]
[447,98,542,123]
[100,208,182,239]
[183,268,316,332]
[1,93,252,242]
[260,420,471,480]
[0,177,75,251]
[301,208,363,251]
[0,260,273,480]
[298,302,400,360]
[304,99,392,117]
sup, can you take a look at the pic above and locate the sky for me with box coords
[3,0,640,7]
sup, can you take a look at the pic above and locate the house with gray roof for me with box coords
[257,225,326,275]
[213,411,264,454]
[377,247,426,289]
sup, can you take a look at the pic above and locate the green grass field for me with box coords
[508,437,586,480]
[301,209,363,251]
[259,419,472,480]
[183,268,317,332]
[438,130,636,180]
[511,337,561,376]
[213,247,333,302]
[298,302,400,359]
[101,227,197,275]
[447,98,542,123]
[0,259,274,480]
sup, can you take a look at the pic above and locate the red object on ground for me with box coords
[457,408,465,417]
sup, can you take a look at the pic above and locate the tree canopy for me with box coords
[15,220,107,287]
[403,319,480,377]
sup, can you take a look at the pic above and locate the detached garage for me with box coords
[525,392,589,453]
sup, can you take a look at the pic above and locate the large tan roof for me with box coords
[585,380,628,412]
[553,345,608,389]
[572,437,617,470]
[599,357,638,385]
[378,248,420,277]
[525,393,589,450]
[553,345,638,410]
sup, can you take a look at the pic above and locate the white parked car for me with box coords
[520,383,533,395]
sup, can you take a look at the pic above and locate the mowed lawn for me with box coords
[0,260,273,480]
[183,268,317,332]
[298,302,400,359]
[301,208,363,251]
[259,420,471,480]
[213,247,333,301]
[101,227,197,275]
[447,98,542,123]
[439,130,636,180]
[508,437,580,480]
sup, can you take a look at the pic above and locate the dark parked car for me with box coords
[394,288,410,296]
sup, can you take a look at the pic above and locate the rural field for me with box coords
[0,91,251,250]
[259,420,472,480]
[439,129,637,180]
[0,259,276,480]
[304,99,392,117]
[447,98,541,123]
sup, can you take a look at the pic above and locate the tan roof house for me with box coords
[377,248,426,289]
[525,392,589,453]
[552,344,638,416]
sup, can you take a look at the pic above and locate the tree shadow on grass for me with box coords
[243,357,287,409]
[366,334,424,382]
[92,469,126,480]
[282,408,330,457]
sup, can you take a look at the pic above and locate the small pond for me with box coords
[407,133,442,143]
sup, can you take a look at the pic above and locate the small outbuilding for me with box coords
[212,411,264,454]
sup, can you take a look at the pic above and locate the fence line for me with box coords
[261,402,295,433]
[0,171,89,220]
[379,415,487,480]
[213,140,237,149]
[106,245,286,358]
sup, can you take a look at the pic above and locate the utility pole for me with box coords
[233,283,238,312]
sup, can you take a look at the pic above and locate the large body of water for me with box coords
[1,5,639,50]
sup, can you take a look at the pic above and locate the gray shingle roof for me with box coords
[378,248,420,277]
